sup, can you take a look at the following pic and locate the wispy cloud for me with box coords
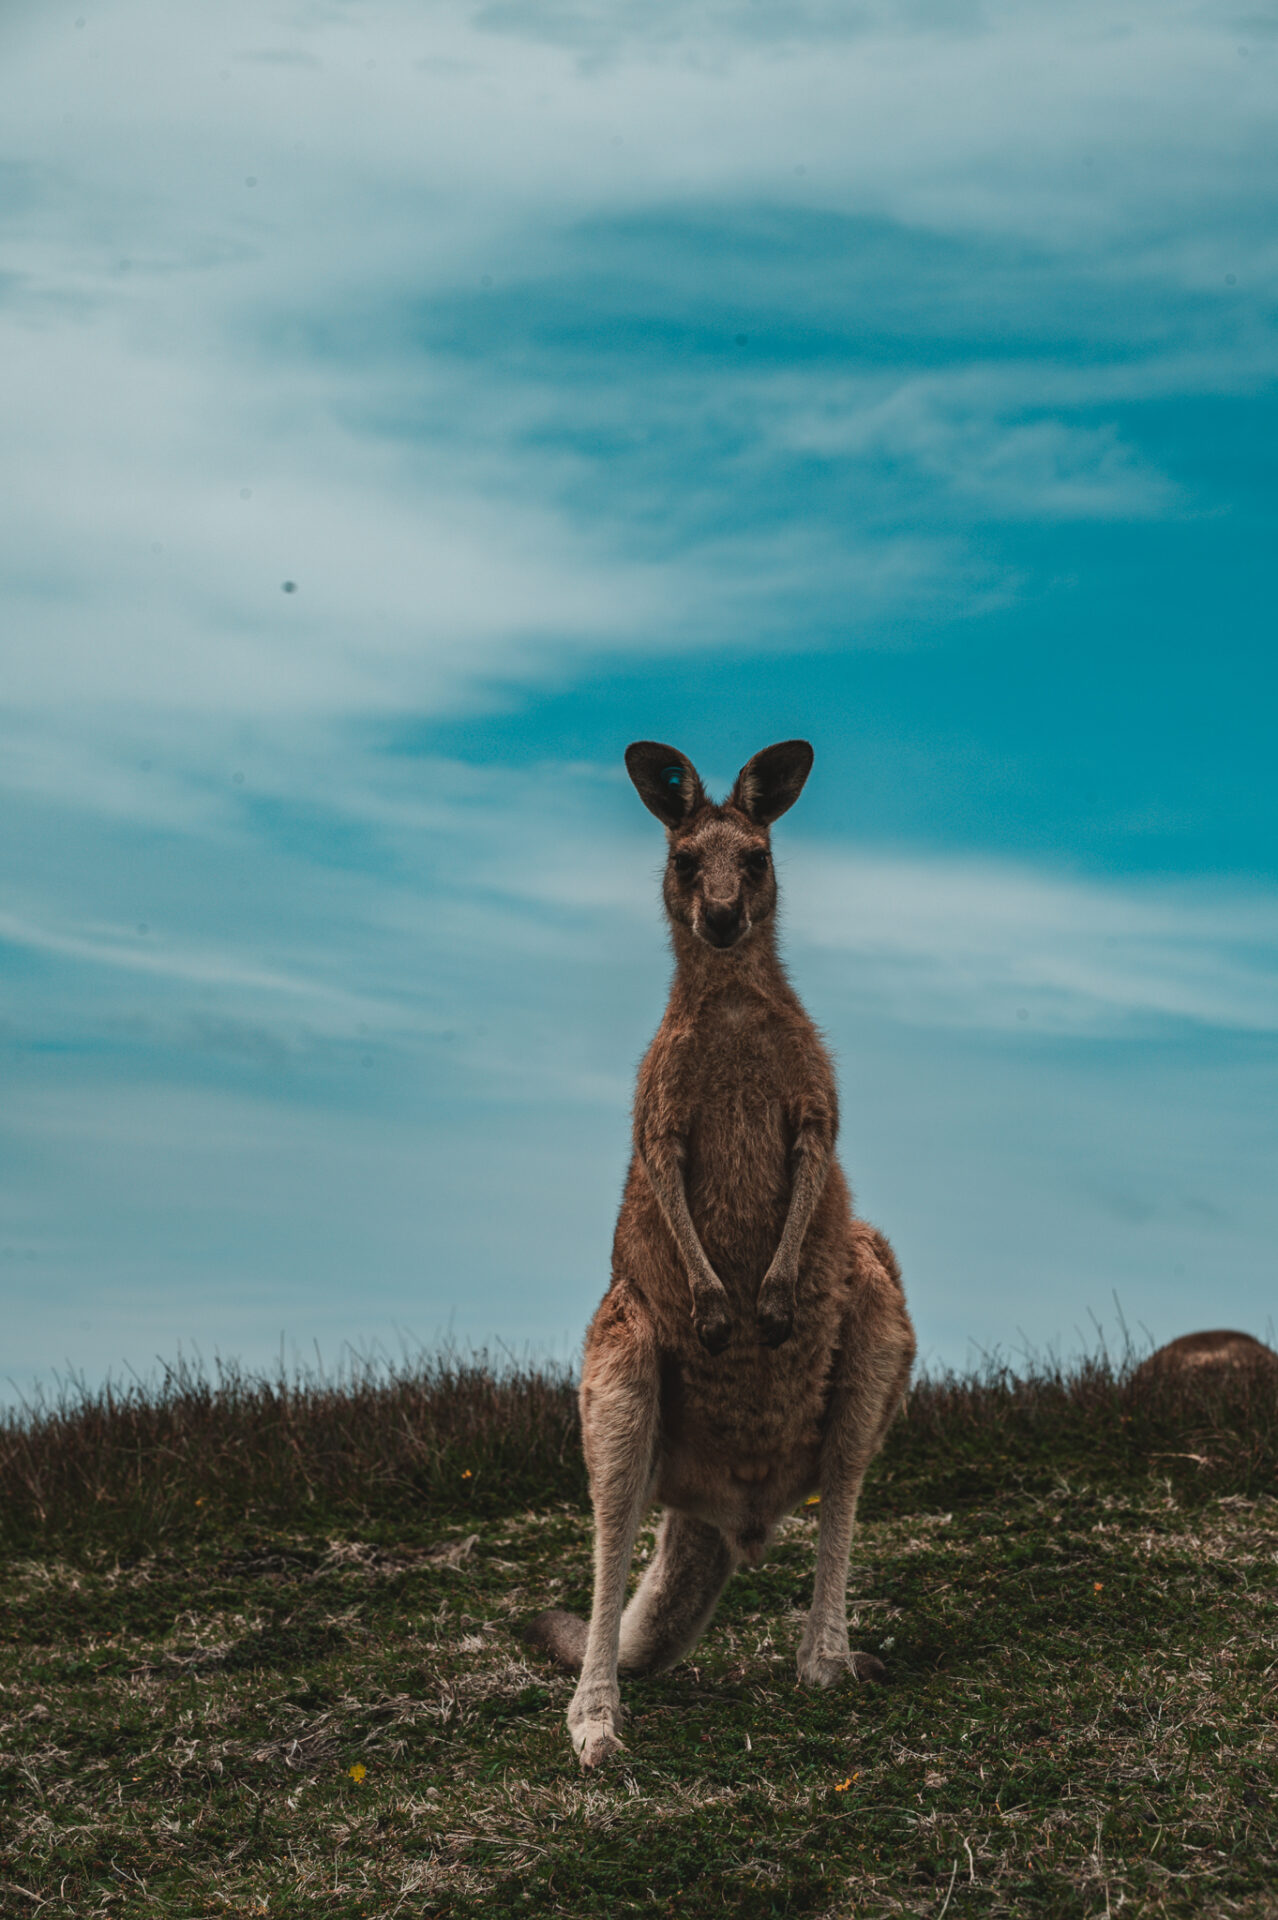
[772,382,1178,521]
[784,848,1278,1037]
[454,781,1278,1039]
[10,736,1268,1072]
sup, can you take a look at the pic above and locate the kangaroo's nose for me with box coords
[703,902,741,945]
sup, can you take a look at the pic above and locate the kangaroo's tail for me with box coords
[863,1221,903,1292]
[521,1609,589,1671]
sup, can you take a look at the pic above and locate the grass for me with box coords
[1,1346,1276,1916]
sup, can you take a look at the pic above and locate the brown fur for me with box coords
[1134,1329,1278,1381]
[523,741,916,1767]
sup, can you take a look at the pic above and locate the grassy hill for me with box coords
[1,1349,1275,1917]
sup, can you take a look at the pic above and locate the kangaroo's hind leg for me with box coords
[618,1509,737,1674]
[523,1511,734,1681]
[567,1291,661,1767]
[797,1230,916,1688]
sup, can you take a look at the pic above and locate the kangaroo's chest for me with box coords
[680,1001,790,1109]
[675,1012,798,1241]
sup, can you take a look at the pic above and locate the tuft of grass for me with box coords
[0,1350,583,1558]
[879,1345,1278,1519]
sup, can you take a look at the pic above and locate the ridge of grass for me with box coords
[3,1343,1276,1557]
[2,1348,1276,1915]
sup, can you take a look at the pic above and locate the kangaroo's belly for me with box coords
[655,1440,821,1555]
[654,1335,833,1557]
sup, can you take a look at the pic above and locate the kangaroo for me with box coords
[524,739,916,1768]
[1134,1330,1278,1380]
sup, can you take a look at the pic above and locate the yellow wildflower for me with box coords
[349,1762,367,1783]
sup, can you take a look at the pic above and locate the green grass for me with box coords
[2,1351,1276,1916]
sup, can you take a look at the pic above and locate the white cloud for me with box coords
[2,0,1275,726]
[0,311,694,716]
[783,847,1278,1036]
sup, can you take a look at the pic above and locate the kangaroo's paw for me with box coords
[756,1303,794,1348]
[755,1279,795,1349]
[568,1687,624,1769]
[693,1303,733,1355]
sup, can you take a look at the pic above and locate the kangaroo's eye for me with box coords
[672,851,698,879]
[745,850,770,877]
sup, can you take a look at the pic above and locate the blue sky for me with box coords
[2,1,1276,1399]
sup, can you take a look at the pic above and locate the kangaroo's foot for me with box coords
[797,1608,889,1689]
[796,1623,887,1689]
[567,1682,624,1768]
[797,1647,888,1687]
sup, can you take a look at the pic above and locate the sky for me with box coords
[2,0,1276,1401]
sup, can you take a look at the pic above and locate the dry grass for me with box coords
[0,1351,582,1555]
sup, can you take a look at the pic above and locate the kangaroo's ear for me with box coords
[730,740,814,825]
[624,741,706,829]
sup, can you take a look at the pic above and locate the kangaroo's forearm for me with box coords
[769,1130,832,1275]
[639,1141,721,1293]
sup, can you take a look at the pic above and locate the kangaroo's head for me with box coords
[624,739,814,951]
